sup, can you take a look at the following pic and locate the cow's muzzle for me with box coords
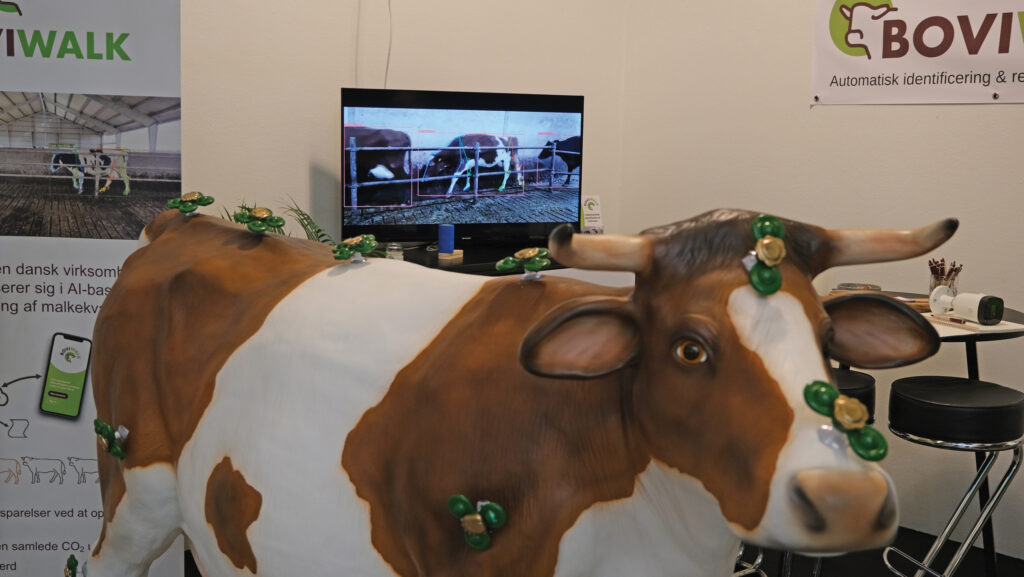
[789,468,897,551]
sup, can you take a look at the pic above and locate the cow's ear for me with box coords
[521,296,639,379]
[839,4,852,18]
[824,293,940,369]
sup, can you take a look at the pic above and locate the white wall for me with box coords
[182,0,1024,559]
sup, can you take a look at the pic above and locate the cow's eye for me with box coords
[674,340,708,365]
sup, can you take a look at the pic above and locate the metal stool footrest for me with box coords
[733,544,767,577]
[883,546,945,577]
[882,446,1022,577]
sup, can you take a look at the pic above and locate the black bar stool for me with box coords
[883,376,1024,577]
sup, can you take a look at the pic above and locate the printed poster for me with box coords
[812,0,1024,104]
[0,1,183,576]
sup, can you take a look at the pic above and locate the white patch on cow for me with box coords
[553,461,739,577]
[88,464,182,577]
[725,285,895,550]
[368,165,395,180]
[177,259,488,576]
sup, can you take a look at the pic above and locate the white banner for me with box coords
[0,0,179,96]
[1,1,182,575]
[812,0,1024,104]
[0,238,184,577]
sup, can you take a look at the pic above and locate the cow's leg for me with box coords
[498,159,511,192]
[460,161,475,192]
[446,161,468,195]
[87,464,182,577]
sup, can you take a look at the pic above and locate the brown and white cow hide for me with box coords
[85,208,954,577]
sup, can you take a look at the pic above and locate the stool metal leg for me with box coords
[883,446,1023,577]
[733,544,767,577]
[964,341,998,577]
[777,551,793,577]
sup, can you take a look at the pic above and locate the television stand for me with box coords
[399,245,565,276]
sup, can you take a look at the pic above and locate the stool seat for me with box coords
[890,376,1024,446]
[835,368,876,423]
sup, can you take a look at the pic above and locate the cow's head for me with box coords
[423,144,460,180]
[521,209,955,553]
[840,2,898,59]
[537,140,559,161]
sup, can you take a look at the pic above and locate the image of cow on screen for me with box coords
[342,107,581,228]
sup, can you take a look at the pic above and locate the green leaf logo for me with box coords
[64,348,79,363]
[0,2,22,16]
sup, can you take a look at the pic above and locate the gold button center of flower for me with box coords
[756,236,787,267]
[514,248,539,259]
[250,207,272,219]
[460,513,487,535]
[181,191,202,202]
[834,395,869,430]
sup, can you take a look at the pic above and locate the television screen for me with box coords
[341,88,583,247]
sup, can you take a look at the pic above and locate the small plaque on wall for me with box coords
[582,196,603,234]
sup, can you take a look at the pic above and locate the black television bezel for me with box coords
[341,87,584,246]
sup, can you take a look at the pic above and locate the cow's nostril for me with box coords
[790,481,827,533]
[875,490,897,531]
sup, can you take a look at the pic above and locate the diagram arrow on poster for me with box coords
[1,375,39,387]
[1,374,41,407]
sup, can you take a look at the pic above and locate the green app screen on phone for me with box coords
[40,333,91,418]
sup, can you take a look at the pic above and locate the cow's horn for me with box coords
[548,224,652,272]
[825,218,958,268]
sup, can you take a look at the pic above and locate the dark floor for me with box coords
[184,526,1024,576]
[742,527,1024,577]
[0,176,180,239]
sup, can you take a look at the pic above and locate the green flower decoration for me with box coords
[743,214,787,295]
[94,418,127,460]
[167,191,215,214]
[448,494,507,550]
[234,207,286,233]
[333,234,378,260]
[65,554,78,577]
[804,381,888,461]
[753,214,786,240]
[495,247,551,274]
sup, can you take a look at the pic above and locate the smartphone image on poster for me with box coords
[39,332,92,419]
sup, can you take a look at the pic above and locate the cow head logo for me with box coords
[0,2,22,16]
[830,0,897,58]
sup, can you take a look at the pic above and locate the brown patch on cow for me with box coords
[91,210,339,474]
[632,264,799,531]
[343,276,644,577]
[205,457,262,573]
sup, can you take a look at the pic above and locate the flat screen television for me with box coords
[341,88,583,248]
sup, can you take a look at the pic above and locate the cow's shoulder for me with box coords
[344,275,645,577]
[94,212,339,469]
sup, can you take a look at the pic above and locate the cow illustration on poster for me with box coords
[83,208,955,577]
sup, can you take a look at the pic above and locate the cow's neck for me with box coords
[553,460,739,577]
